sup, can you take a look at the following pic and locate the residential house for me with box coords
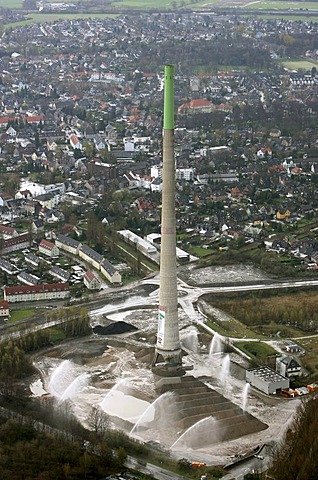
[25,253,40,267]
[38,239,59,257]
[0,258,18,274]
[49,266,70,282]
[276,209,291,221]
[15,189,33,200]
[0,300,9,321]
[150,177,162,193]
[0,224,18,239]
[35,192,58,209]
[79,244,103,270]
[6,126,17,140]
[84,270,101,290]
[257,147,272,159]
[1,233,29,254]
[17,271,40,285]
[178,99,214,115]
[55,234,81,255]
[93,134,106,151]
[31,219,45,236]
[41,209,64,224]
[47,138,58,151]
[100,259,121,285]
[70,134,82,150]
[23,200,42,216]
[276,356,302,378]
[4,283,70,303]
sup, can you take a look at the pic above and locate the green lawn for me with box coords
[205,309,264,339]
[188,245,212,258]
[282,59,318,71]
[244,1,318,9]
[9,309,36,323]
[4,13,118,30]
[243,13,318,20]
[0,0,21,6]
[235,341,278,364]
[0,0,215,8]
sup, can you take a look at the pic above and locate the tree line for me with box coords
[211,295,318,333]
[0,307,91,394]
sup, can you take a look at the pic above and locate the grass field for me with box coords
[3,0,318,10]
[203,288,318,377]
[282,59,318,71]
[206,314,262,339]
[244,0,318,9]
[4,12,118,29]
[243,13,318,20]
[110,0,176,7]
[9,308,36,323]
[234,341,277,364]
[0,0,21,6]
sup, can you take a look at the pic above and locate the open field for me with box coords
[243,0,318,9]
[203,288,318,377]
[297,336,318,377]
[0,0,21,6]
[4,13,118,29]
[110,0,177,7]
[234,341,277,364]
[282,59,318,71]
[3,0,318,11]
[204,288,318,336]
[243,13,318,20]
[206,314,261,339]
[9,308,37,323]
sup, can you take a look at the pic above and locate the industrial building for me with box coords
[246,366,289,395]
[118,229,157,255]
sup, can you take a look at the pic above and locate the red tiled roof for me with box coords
[84,270,96,281]
[4,233,28,248]
[189,99,213,108]
[25,116,44,123]
[0,224,16,234]
[70,134,80,144]
[5,283,69,295]
[0,117,16,124]
[39,239,55,250]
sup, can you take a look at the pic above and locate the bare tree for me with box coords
[87,406,110,439]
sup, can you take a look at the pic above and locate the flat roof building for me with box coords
[246,366,289,395]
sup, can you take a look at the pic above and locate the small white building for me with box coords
[0,300,9,320]
[118,230,157,255]
[276,356,302,378]
[38,239,59,258]
[176,168,195,181]
[84,270,101,290]
[100,259,121,285]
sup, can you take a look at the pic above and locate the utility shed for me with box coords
[246,366,289,395]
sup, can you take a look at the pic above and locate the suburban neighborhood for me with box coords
[0,15,317,314]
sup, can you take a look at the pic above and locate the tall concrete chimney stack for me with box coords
[153,65,183,376]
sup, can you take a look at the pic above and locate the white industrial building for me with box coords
[118,230,157,255]
[246,366,289,395]
[146,233,190,262]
